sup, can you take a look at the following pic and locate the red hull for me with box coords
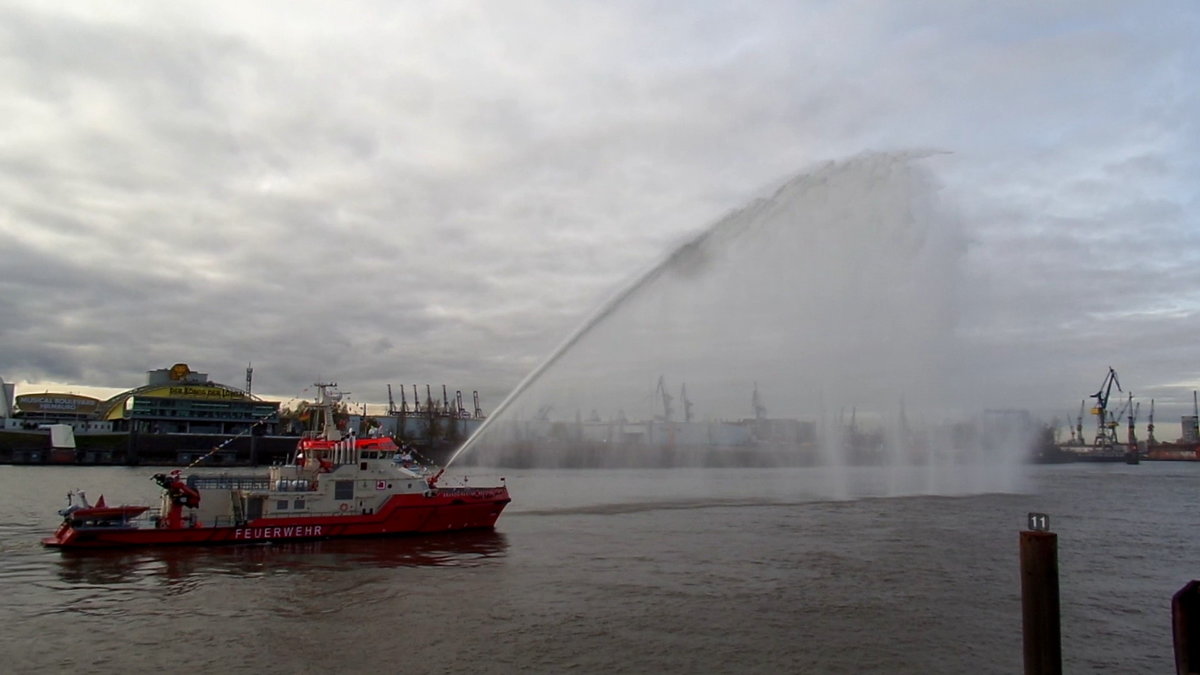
[1145,443,1200,461]
[43,487,510,549]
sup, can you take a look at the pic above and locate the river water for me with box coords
[0,462,1194,673]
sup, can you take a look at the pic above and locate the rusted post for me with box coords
[1173,580,1200,674]
[1021,513,1061,675]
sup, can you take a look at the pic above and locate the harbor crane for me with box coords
[1147,399,1156,445]
[752,382,768,421]
[655,376,674,423]
[1125,393,1139,447]
[1076,400,1086,446]
[1089,367,1122,446]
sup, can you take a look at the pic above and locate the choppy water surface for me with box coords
[0,463,1196,673]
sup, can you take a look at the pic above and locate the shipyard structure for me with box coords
[0,364,484,466]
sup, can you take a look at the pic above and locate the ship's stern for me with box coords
[41,521,75,547]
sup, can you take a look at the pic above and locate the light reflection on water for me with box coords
[50,530,509,586]
[22,532,509,627]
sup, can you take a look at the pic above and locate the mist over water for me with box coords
[455,152,1028,495]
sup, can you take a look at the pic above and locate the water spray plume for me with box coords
[444,151,1026,495]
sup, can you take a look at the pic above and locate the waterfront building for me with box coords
[95,364,280,435]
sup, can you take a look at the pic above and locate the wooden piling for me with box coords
[1173,580,1200,674]
[1020,520,1061,675]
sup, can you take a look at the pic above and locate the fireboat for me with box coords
[42,383,510,549]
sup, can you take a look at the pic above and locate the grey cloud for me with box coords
[0,1,1197,436]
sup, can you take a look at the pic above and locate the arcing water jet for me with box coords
[445,152,1025,495]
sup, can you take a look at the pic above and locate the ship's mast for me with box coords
[313,382,340,441]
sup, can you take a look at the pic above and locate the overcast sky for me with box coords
[1,1,1197,436]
